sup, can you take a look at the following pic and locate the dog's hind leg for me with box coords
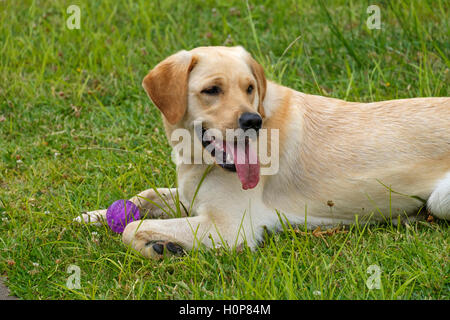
[74,188,188,225]
[427,172,450,220]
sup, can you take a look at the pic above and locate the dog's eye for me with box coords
[201,86,221,95]
[247,85,254,94]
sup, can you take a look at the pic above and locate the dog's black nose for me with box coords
[239,112,262,131]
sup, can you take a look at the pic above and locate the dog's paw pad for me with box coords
[166,241,184,255]
[145,240,184,258]
[152,243,164,255]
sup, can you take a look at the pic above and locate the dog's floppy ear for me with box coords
[247,55,267,118]
[142,50,197,125]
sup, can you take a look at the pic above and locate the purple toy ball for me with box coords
[106,199,140,233]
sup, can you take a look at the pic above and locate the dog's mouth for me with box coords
[197,126,260,190]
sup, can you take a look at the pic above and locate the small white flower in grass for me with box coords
[54,152,61,158]
[313,290,321,296]
[16,159,23,164]
[91,231,100,244]
[44,210,50,215]
[1,217,8,222]
[32,262,40,267]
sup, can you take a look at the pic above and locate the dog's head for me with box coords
[142,46,267,190]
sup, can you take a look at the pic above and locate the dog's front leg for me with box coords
[75,188,188,225]
[129,187,189,219]
[122,206,262,259]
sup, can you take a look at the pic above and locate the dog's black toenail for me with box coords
[166,242,183,254]
[152,243,164,255]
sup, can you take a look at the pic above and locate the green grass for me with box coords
[0,0,449,300]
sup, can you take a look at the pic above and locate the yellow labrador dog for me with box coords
[77,46,450,259]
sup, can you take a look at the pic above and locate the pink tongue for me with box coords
[227,140,260,190]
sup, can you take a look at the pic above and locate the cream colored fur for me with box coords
[76,46,450,259]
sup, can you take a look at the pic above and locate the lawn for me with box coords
[0,0,448,300]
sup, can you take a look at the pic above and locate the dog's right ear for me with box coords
[142,50,197,125]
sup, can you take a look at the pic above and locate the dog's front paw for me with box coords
[73,209,107,226]
[129,236,185,259]
[142,240,185,259]
[122,221,185,259]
